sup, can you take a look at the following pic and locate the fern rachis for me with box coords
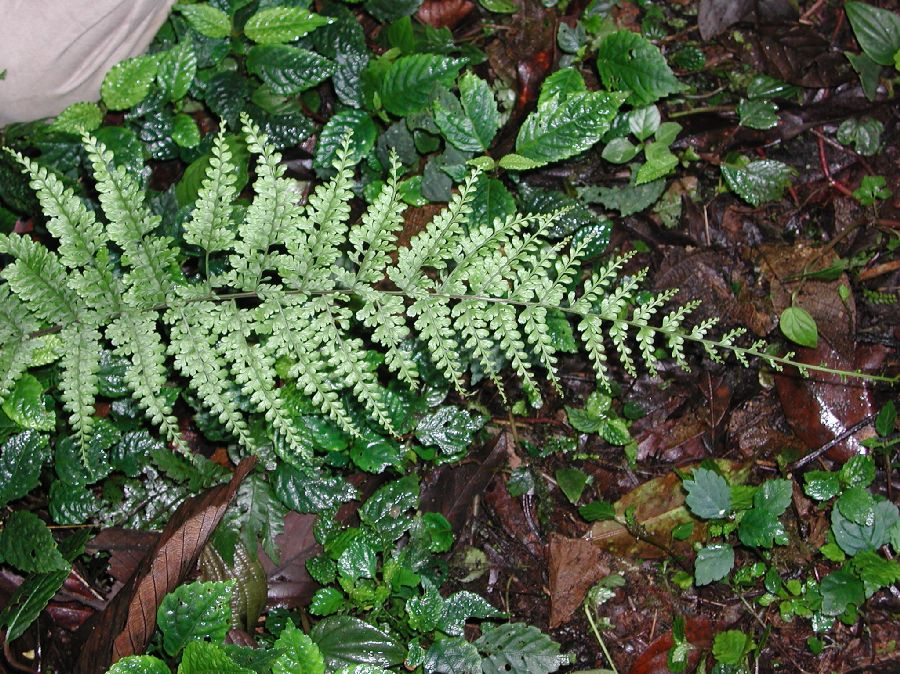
[1,114,894,466]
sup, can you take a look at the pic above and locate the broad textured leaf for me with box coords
[0,430,49,508]
[683,467,732,519]
[101,55,159,110]
[245,6,331,44]
[470,174,515,227]
[273,622,325,674]
[50,102,103,134]
[434,72,500,152]
[820,569,865,616]
[737,508,787,548]
[176,3,232,38]
[315,109,377,170]
[0,511,68,572]
[712,630,754,666]
[737,98,778,130]
[804,470,840,501]
[172,113,201,148]
[423,637,481,674]
[831,499,898,556]
[2,373,55,431]
[845,1,900,66]
[157,41,197,102]
[73,459,255,673]
[779,306,818,348]
[246,45,335,95]
[586,177,666,216]
[840,454,876,488]
[556,467,589,504]
[517,183,609,240]
[596,31,684,105]
[274,464,357,513]
[837,486,876,526]
[157,580,233,656]
[477,623,567,674]
[365,0,423,22]
[359,475,419,546]
[311,616,406,669]
[753,479,792,516]
[721,160,793,207]
[515,91,624,166]
[381,54,466,117]
[439,590,503,636]
[107,656,171,674]
[694,543,734,585]
[836,117,883,156]
[178,641,253,674]
[49,480,95,524]
[537,67,586,108]
[415,406,484,455]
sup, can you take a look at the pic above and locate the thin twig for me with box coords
[786,414,875,472]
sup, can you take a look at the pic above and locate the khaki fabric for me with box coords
[0,0,177,125]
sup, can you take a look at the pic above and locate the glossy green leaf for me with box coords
[596,30,684,106]
[721,159,793,207]
[832,499,898,555]
[55,418,118,486]
[628,105,661,141]
[309,587,346,615]
[820,568,865,616]
[381,54,466,117]
[49,480,94,524]
[247,45,335,95]
[848,549,900,596]
[415,406,484,455]
[434,72,500,152]
[738,508,787,548]
[0,511,68,573]
[274,464,356,514]
[471,174,516,227]
[274,622,325,674]
[477,622,567,674]
[753,479,792,516]
[837,486,876,526]
[176,3,232,39]
[585,176,666,216]
[516,91,624,166]
[602,137,639,164]
[337,537,377,580]
[556,467,589,505]
[0,430,49,508]
[804,470,840,501]
[875,401,896,437]
[712,630,755,665]
[579,500,616,522]
[178,640,253,674]
[359,475,419,545]
[497,153,543,171]
[107,657,171,674]
[694,543,734,586]
[538,68,586,108]
[779,306,818,348]
[158,580,234,656]
[480,0,518,12]
[172,113,201,148]
[600,418,631,446]
[683,467,732,520]
[845,51,882,101]
[101,55,159,110]
[365,0,423,22]
[312,616,406,669]
[315,109,377,171]
[245,7,331,44]
[2,373,54,431]
[424,637,482,674]
[50,102,102,134]
[737,99,779,130]
[157,41,197,102]
[635,141,678,184]
[844,1,900,66]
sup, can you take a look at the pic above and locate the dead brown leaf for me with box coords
[547,534,610,628]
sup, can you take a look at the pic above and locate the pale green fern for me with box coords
[1,114,891,465]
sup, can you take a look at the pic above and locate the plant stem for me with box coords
[584,603,619,674]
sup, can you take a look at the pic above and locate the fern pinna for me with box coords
[0,115,885,465]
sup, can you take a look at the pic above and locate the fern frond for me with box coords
[229,116,304,291]
[165,294,254,449]
[0,287,39,404]
[355,291,419,386]
[410,296,466,394]
[183,129,239,261]
[83,134,180,307]
[0,233,82,324]
[217,300,311,459]
[107,309,184,451]
[59,322,101,464]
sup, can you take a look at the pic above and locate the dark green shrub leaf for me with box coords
[0,511,68,573]
[840,454,876,488]
[515,91,624,166]
[274,464,356,513]
[721,159,793,207]
[738,508,787,548]
[497,153,543,171]
[157,580,234,656]
[311,616,406,669]
[779,306,818,348]
[820,568,865,616]
[837,117,883,156]
[424,637,482,674]
[179,640,253,674]
[601,137,639,164]
[635,141,678,184]
[737,98,778,130]
[49,480,94,524]
[470,174,515,227]
[176,3,232,38]
[694,543,734,586]
[628,105,661,140]
[753,479,792,516]
[157,41,197,102]
[365,0,423,22]
[337,537,377,580]
[844,1,900,66]
[555,467,589,504]
[845,51,882,101]
[2,373,54,431]
[381,54,466,117]
[875,401,896,437]
[176,134,249,207]
[106,656,171,674]
[584,176,666,216]
[0,430,49,508]
[407,579,444,632]
[315,110,377,171]
[596,30,684,106]
[203,70,252,127]
[93,126,145,175]
[837,486,876,526]
[273,622,325,674]
[359,475,419,545]
[245,7,331,44]
[415,406,484,455]
[55,418,119,486]
[712,630,754,666]
[247,45,335,95]
[476,622,567,674]
[439,591,502,636]
[538,68,586,108]
[683,467,732,519]
[480,0,518,13]
[579,500,616,522]
[848,550,900,595]
[49,102,102,134]
[310,587,346,615]
[172,113,201,148]
[600,418,631,446]
[832,499,898,555]
[101,55,159,110]
[434,72,500,152]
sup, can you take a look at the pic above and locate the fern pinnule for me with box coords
[0,287,39,404]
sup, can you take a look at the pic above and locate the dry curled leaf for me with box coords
[74,457,255,672]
